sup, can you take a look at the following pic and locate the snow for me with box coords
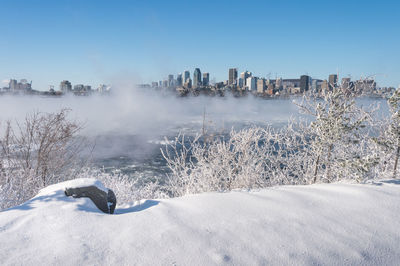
[1,179,400,265]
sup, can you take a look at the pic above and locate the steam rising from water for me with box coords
[0,86,300,137]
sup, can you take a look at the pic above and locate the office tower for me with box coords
[240,71,252,87]
[60,80,72,92]
[193,68,202,88]
[162,80,168,88]
[300,75,311,92]
[238,78,244,88]
[184,70,190,83]
[168,74,174,87]
[229,68,238,85]
[257,79,265,93]
[184,78,192,88]
[246,77,257,91]
[202,72,209,86]
[177,73,183,86]
[9,79,17,90]
[329,74,338,90]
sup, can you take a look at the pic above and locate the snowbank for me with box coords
[0,179,399,265]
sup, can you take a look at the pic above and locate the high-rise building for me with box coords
[177,73,183,86]
[60,80,72,92]
[202,72,209,86]
[257,79,265,94]
[228,68,238,85]
[162,80,168,88]
[240,71,252,87]
[184,70,190,83]
[168,74,174,87]
[321,80,329,92]
[9,79,17,90]
[238,78,244,88]
[184,78,192,89]
[246,77,257,91]
[329,74,338,90]
[193,68,202,88]
[300,75,311,92]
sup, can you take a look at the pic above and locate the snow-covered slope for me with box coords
[1,178,399,265]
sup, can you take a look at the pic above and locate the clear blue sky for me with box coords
[0,0,399,89]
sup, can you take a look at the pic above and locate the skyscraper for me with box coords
[229,68,238,85]
[240,71,252,87]
[202,72,209,86]
[329,74,338,90]
[257,79,265,94]
[9,79,17,90]
[168,74,174,87]
[193,68,202,88]
[60,80,72,92]
[300,75,311,92]
[177,73,183,87]
[184,70,190,83]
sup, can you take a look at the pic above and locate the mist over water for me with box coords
[0,87,388,180]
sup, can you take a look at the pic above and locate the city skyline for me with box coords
[0,0,399,89]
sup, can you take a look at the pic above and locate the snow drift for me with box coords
[0,178,400,265]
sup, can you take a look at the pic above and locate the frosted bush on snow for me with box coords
[0,109,87,210]
[161,88,393,196]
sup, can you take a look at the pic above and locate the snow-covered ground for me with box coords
[0,178,399,265]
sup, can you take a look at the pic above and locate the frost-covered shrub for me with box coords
[161,88,385,196]
[0,109,87,210]
[79,168,168,205]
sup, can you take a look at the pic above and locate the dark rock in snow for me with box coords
[65,186,117,214]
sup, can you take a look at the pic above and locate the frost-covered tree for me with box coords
[374,89,400,178]
[295,88,373,183]
[0,109,87,209]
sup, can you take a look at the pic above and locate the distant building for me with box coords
[168,74,174,87]
[267,83,276,95]
[60,80,72,92]
[162,80,168,88]
[74,84,85,91]
[183,70,190,83]
[275,78,283,90]
[97,84,111,93]
[193,68,202,88]
[257,79,265,94]
[329,74,338,90]
[151,82,159,88]
[321,80,329,93]
[311,79,323,93]
[238,78,244,89]
[240,71,252,87]
[184,78,192,89]
[300,75,311,92]
[228,68,238,85]
[202,72,210,86]
[177,73,183,87]
[246,77,257,91]
[282,79,300,89]
[355,79,376,94]
[9,79,18,91]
